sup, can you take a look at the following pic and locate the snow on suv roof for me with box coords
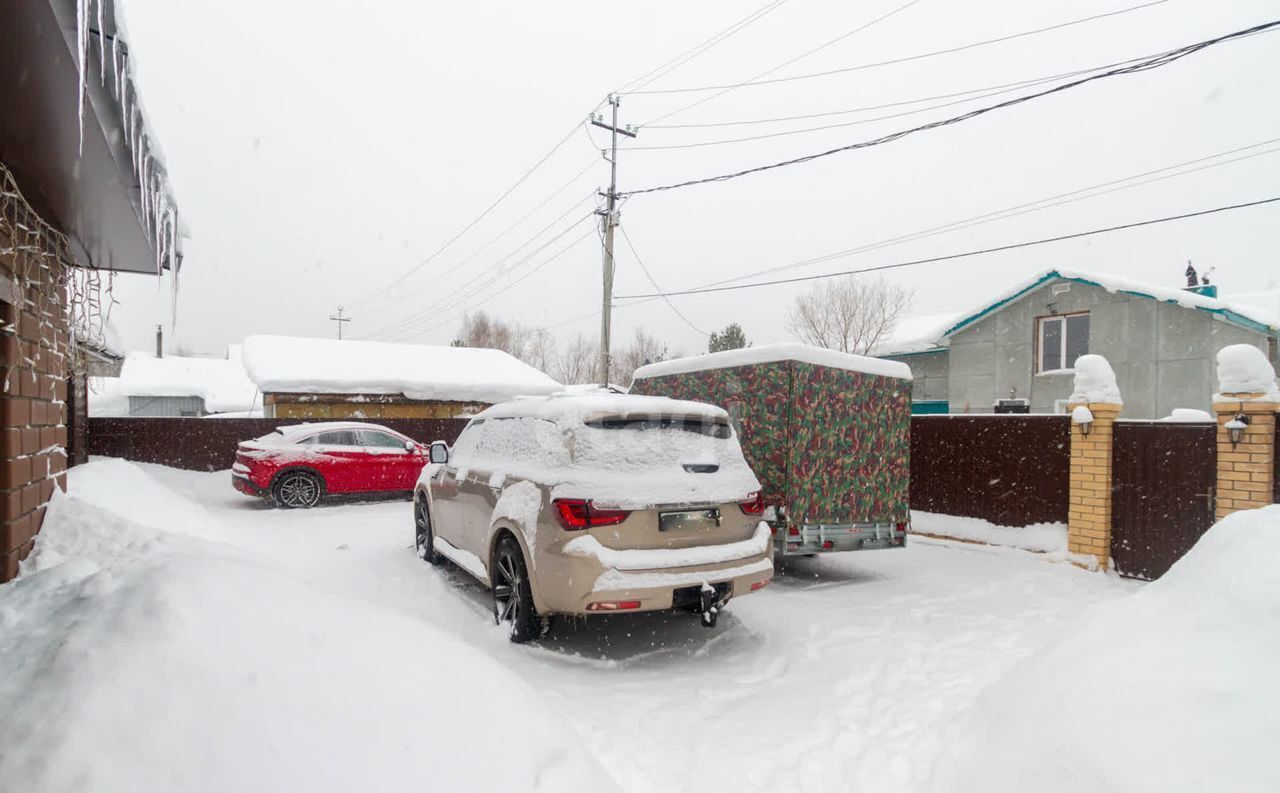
[476,391,729,424]
[631,342,912,382]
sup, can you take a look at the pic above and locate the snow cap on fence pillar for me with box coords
[1214,344,1280,403]
[1068,354,1122,407]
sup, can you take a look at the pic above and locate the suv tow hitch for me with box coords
[699,582,722,628]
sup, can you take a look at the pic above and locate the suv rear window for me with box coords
[584,416,731,439]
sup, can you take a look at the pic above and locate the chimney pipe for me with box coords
[156,324,163,358]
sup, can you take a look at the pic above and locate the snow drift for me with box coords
[1067,354,1121,404]
[0,465,619,793]
[935,505,1280,793]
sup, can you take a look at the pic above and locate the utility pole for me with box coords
[591,95,636,387]
[329,306,351,340]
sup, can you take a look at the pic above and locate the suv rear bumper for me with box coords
[540,547,773,616]
[232,473,268,498]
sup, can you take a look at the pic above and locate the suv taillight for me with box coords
[738,491,764,515]
[553,498,630,530]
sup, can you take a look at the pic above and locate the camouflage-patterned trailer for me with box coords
[630,343,913,556]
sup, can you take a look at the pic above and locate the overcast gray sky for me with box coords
[109,0,1280,358]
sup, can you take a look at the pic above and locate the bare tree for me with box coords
[552,332,597,385]
[610,327,671,385]
[453,310,533,360]
[786,276,912,354]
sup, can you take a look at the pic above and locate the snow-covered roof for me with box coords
[943,269,1280,339]
[241,335,563,403]
[631,342,912,382]
[117,351,260,414]
[478,392,728,424]
[872,312,962,356]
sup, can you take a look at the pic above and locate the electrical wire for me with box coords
[615,195,1280,299]
[367,210,598,340]
[627,0,1168,96]
[689,139,1280,292]
[637,0,925,127]
[625,64,1120,150]
[349,115,599,308]
[620,20,1280,196]
[618,224,707,336]
[643,62,1110,129]
[407,225,599,338]
[615,0,792,95]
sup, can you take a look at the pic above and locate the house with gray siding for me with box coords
[877,269,1279,419]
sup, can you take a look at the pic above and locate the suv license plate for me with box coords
[659,509,721,532]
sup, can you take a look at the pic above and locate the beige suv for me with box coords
[413,391,773,642]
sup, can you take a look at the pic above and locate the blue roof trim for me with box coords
[942,271,1278,338]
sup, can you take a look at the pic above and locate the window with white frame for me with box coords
[1037,312,1089,373]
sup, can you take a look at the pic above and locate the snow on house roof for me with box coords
[942,269,1280,339]
[872,312,962,356]
[241,335,563,403]
[478,392,729,424]
[118,351,261,414]
[631,342,912,382]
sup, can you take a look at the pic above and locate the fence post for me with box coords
[1067,401,1122,567]
[1213,398,1277,519]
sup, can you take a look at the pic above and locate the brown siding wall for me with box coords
[1,175,71,582]
[87,417,469,472]
[265,393,487,420]
[910,415,1071,527]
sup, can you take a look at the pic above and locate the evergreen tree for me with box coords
[708,322,749,353]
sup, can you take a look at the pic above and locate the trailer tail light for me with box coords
[895,522,908,533]
[750,578,770,591]
[738,491,764,515]
[586,600,642,611]
[822,540,834,550]
[553,499,630,530]
[787,525,799,537]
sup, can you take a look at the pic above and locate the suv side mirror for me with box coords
[428,441,449,465]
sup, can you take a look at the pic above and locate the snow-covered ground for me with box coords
[1,460,1274,792]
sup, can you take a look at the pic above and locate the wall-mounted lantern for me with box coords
[1225,414,1251,447]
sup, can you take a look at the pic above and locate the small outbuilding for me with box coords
[241,335,563,419]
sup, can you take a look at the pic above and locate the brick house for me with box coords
[1,0,181,580]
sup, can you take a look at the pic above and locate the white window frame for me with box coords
[1036,312,1089,374]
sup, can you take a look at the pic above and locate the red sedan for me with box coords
[233,422,429,508]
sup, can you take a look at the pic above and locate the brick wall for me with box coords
[1,173,71,582]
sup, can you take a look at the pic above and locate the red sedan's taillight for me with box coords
[738,491,764,515]
[552,498,630,531]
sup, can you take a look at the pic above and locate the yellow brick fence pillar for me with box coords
[1213,397,1277,520]
[1066,402,1122,567]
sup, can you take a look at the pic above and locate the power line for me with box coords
[626,0,1169,96]
[615,195,1280,299]
[637,0,925,127]
[686,139,1280,291]
[625,64,1120,150]
[367,210,597,340]
[618,224,707,336]
[643,62,1108,129]
[620,20,1280,196]
[615,0,792,95]
[349,115,598,308]
[410,225,599,338]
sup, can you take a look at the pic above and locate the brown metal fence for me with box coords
[86,417,469,472]
[910,415,1071,527]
